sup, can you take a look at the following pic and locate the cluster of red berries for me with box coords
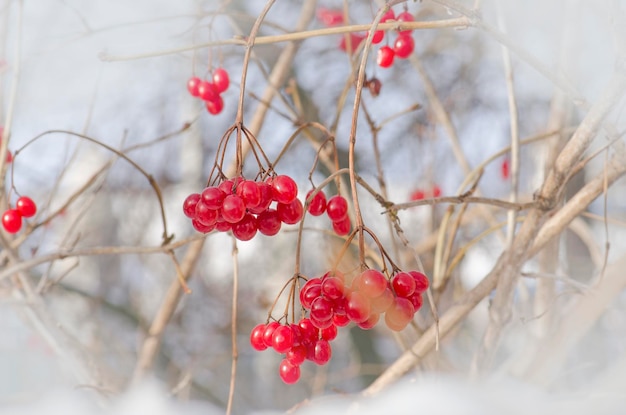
[182,175,303,241]
[2,196,37,234]
[305,190,350,236]
[250,269,429,384]
[186,68,230,115]
[372,9,416,68]
[410,185,442,201]
[250,317,337,384]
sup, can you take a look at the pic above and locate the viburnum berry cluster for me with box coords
[182,174,303,241]
[1,196,37,234]
[187,67,230,115]
[305,189,351,236]
[372,8,416,68]
[250,268,429,384]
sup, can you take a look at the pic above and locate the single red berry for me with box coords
[195,201,219,226]
[257,208,282,236]
[320,324,338,341]
[392,272,416,298]
[396,11,414,34]
[212,68,230,93]
[310,296,334,324]
[192,218,216,233]
[218,179,235,195]
[232,213,258,241]
[357,269,388,298]
[339,33,366,54]
[286,345,307,365]
[299,278,322,309]
[272,324,294,354]
[221,194,246,223]
[306,189,327,216]
[236,180,261,209]
[393,33,414,58]
[271,175,298,204]
[198,80,218,101]
[312,339,332,365]
[346,291,371,323]
[409,270,429,293]
[279,358,300,384]
[298,318,318,344]
[377,45,395,67]
[263,322,280,348]
[183,193,201,218]
[321,277,345,301]
[385,297,415,331]
[370,30,385,44]
[326,195,348,221]
[277,199,304,225]
[357,312,380,330]
[408,292,423,310]
[249,182,273,214]
[410,189,425,201]
[201,187,226,210]
[2,209,22,234]
[215,220,231,232]
[332,216,351,236]
[205,96,224,115]
[332,313,350,327]
[187,76,201,97]
[380,9,395,23]
[250,323,268,351]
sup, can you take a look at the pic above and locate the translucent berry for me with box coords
[195,201,219,226]
[257,208,282,236]
[263,322,280,348]
[396,11,414,34]
[332,313,350,327]
[346,291,371,323]
[357,269,388,298]
[286,344,307,365]
[332,216,351,236]
[310,296,334,324]
[192,218,215,234]
[2,209,22,234]
[306,189,327,216]
[320,324,338,341]
[298,318,318,344]
[377,46,395,68]
[299,278,322,309]
[205,96,224,115]
[357,312,380,330]
[321,277,345,301]
[326,195,348,221]
[408,292,423,310]
[221,194,246,223]
[198,81,218,102]
[249,182,273,214]
[393,33,414,58]
[385,297,415,331]
[212,68,230,93]
[183,193,201,218]
[279,358,300,384]
[272,324,294,353]
[232,213,258,241]
[187,76,201,97]
[370,287,394,313]
[201,187,226,210]
[236,180,261,209]
[277,199,304,224]
[370,30,384,44]
[392,272,416,298]
[409,270,430,293]
[312,339,332,365]
[271,175,298,204]
[250,323,268,351]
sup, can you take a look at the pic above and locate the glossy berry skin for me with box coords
[409,270,430,293]
[198,81,218,102]
[380,9,395,23]
[277,199,304,225]
[357,269,388,298]
[187,76,201,97]
[312,339,332,365]
[195,201,219,226]
[357,312,380,330]
[286,345,307,365]
[299,278,322,309]
[385,297,415,331]
[392,272,416,298]
[2,209,22,234]
[192,219,215,233]
[183,193,201,218]
[377,45,395,68]
[205,96,224,115]
[257,209,282,236]
[271,175,298,204]
[263,322,281,348]
[370,30,384,44]
[346,291,371,323]
[250,324,268,351]
[326,195,348,221]
[212,68,230,93]
[236,180,261,209]
[272,325,294,353]
[221,194,246,223]
[396,11,414,34]
[332,216,351,236]
[394,34,414,58]
[249,182,273,214]
[201,187,226,210]
[279,358,300,384]
[306,189,327,216]
[232,213,257,241]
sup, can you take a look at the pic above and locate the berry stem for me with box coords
[226,235,240,415]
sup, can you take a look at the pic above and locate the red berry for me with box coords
[195,201,219,226]
[250,324,268,351]
[370,287,394,313]
[385,297,415,331]
[298,318,318,344]
[183,193,201,218]
[320,324,338,341]
[357,312,380,330]
[346,291,371,323]
[218,179,236,195]
[339,33,365,54]
[215,220,231,232]
[306,189,327,216]
[371,30,385,44]
[263,322,280,348]
[299,278,322,309]
[187,76,201,97]
[432,185,442,198]
[198,81,218,101]
[396,11,414,35]
[205,96,224,115]
[332,313,350,327]
[236,180,261,209]
[277,199,304,225]
[271,175,298,204]
[286,345,307,365]
[377,46,395,67]
[272,324,294,353]
[393,34,414,58]
[212,68,230,93]
[326,195,348,221]
[312,339,332,365]
[357,269,388,298]
[392,272,416,298]
[201,187,226,209]
[380,9,395,23]
[257,208,282,236]
[2,209,22,234]
[221,194,246,223]
[310,296,334,324]
[249,182,273,214]
[232,213,258,241]
[409,270,429,293]
[410,189,425,201]
[408,292,423,310]
[332,216,351,236]
[279,358,300,384]
[321,276,345,301]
